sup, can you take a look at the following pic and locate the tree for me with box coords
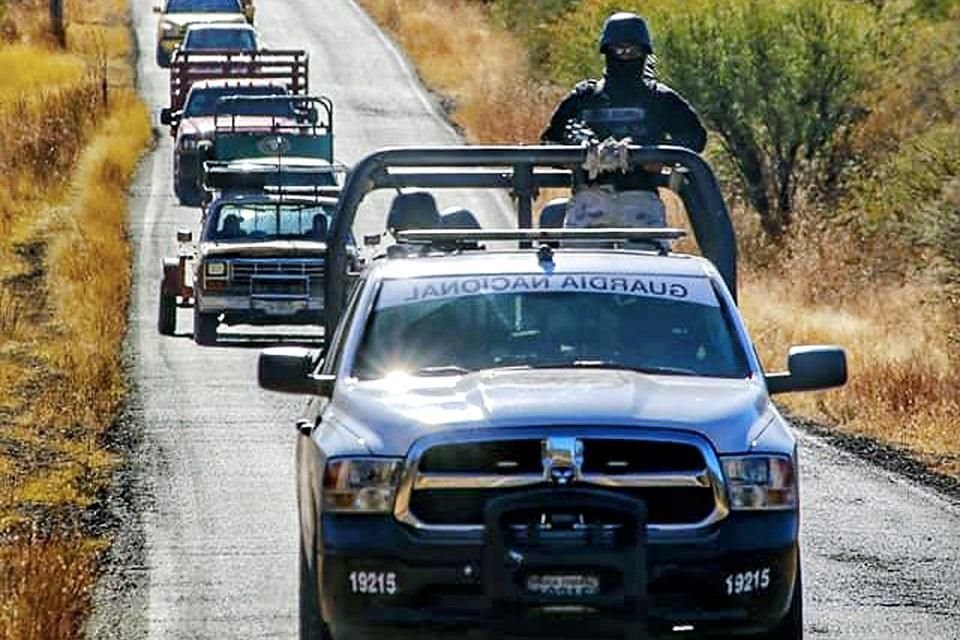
[652,0,875,237]
[546,0,878,239]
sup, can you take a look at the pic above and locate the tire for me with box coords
[193,308,218,346]
[755,564,802,639]
[299,534,330,639]
[156,46,170,68]
[157,288,176,335]
[298,438,330,640]
[175,176,202,207]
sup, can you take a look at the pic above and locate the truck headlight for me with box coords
[205,261,227,278]
[721,455,797,510]
[323,458,403,513]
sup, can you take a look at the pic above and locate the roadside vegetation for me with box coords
[0,0,150,637]
[359,0,960,478]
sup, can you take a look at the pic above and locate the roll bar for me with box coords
[325,145,737,334]
[203,160,344,192]
[213,95,334,134]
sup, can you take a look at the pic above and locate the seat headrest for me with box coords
[387,191,441,231]
[310,213,328,239]
[440,206,481,229]
[539,197,569,229]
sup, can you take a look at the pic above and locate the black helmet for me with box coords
[599,12,653,55]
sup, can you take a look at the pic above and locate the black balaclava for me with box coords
[603,53,646,102]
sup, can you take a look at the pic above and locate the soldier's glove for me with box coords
[563,120,599,146]
[582,137,633,180]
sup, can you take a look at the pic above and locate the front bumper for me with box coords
[318,494,799,639]
[196,293,324,325]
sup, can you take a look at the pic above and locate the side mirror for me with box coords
[159,107,178,126]
[765,345,847,395]
[258,347,334,396]
[176,228,192,243]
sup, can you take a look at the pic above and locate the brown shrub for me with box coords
[0,530,102,640]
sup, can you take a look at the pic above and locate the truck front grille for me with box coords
[395,432,728,534]
[231,259,325,282]
[225,259,324,297]
[580,439,705,474]
[418,440,542,474]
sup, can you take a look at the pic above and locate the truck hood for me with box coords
[179,117,217,138]
[161,13,247,29]
[331,369,774,456]
[201,240,326,259]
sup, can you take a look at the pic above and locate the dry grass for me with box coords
[0,530,105,640]
[737,213,960,477]
[38,92,151,429]
[0,87,150,522]
[359,0,562,142]
[0,0,150,637]
[742,275,960,476]
[359,0,960,479]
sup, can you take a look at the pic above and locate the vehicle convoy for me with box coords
[154,0,252,68]
[160,50,310,205]
[157,159,354,345]
[258,146,848,639]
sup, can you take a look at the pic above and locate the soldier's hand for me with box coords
[583,137,632,179]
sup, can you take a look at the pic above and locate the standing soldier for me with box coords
[542,12,707,231]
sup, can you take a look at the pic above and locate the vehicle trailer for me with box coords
[258,145,848,639]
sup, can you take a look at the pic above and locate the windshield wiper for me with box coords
[494,360,699,376]
[412,365,472,376]
[624,364,699,376]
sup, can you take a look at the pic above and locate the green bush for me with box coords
[849,123,960,261]
[489,0,580,68]
[545,0,881,238]
[914,0,960,19]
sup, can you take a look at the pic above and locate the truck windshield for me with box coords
[354,274,749,380]
[184,28,256,51]
[167,0,242,13]
[206,203,333,241]
[184,87,291,118]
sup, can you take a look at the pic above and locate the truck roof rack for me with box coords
[169,49,309,113]
[213,95,333,132]
[203,160,344,195]
[395,228,686,245]
[210,96,336,163]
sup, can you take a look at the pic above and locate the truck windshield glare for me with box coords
[354,276,749,380]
